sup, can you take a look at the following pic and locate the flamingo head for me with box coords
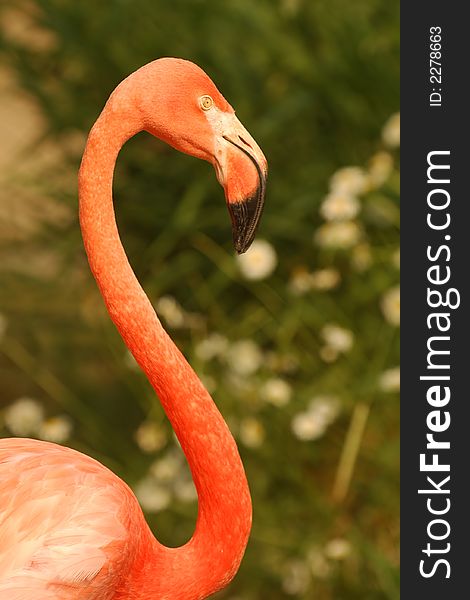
[130,58,267,254]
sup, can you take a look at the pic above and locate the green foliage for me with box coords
[0,1,399,598]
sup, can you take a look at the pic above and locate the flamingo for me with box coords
[0,58,267,599]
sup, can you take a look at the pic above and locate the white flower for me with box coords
[368,151,393,187]
[39,416,72,443]
[151,451,183,482]
[289,267,340,295]
[135,421,167,453]
[4,397,44,436]
[134,477,171,512]
[321,324,354,353]
[260,378,292,407]
[308,396,341,424]
[237,239,277,280]
[320,192,360,222]
[291,396,340,441]
[291,411,327,441]
[0,313,7,341]
[314,221,361,249]
[282,560,311,595]
[382,113,400,148]
[239,417,265,448]
[381,285,400,326]
[156,295,185,328]
[226,339,263,376]
[330,167,367,196]
[195,333,228,361]
[379,367,400,392]
[311,268,341,291]
[324,538,352,560]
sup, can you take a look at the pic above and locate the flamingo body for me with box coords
[0,438,149,599]
[0,58,267,599]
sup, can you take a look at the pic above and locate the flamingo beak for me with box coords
[213,116,267,254]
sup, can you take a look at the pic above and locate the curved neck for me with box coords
[78,102,251,599]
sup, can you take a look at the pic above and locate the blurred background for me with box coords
[0,1,399,598]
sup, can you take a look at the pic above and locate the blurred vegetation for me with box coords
[0,1,399,598]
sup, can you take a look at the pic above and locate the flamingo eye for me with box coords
[199,95,214,111]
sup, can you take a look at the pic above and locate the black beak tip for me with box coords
[234,237,252,255]
[228,192,265,255]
